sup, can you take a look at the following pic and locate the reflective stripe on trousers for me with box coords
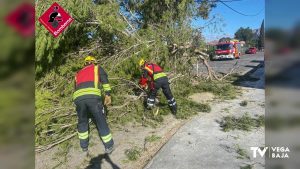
[78,131,89,139]
[75,99,114,149]
[103,84,111,91]
[147,98,155,107]
[168,97,176,107]
[101,133,113,143]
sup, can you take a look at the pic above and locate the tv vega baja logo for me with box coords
[250,146,290,159]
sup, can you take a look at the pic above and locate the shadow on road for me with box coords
[85,154,120,169]
[244,65,259,69]
[251,60,263,63]
[232,60,264,89]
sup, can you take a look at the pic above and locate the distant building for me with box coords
[207,40,246,46]
[207,40,219,46]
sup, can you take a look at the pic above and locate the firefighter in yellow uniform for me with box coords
[73,56,114,154]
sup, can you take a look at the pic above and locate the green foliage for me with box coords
[256,115,265,128]
[35,67,76,146]
[194,81,238,99]
[234,27,254,44]
[35,0,219,78]
[220,113,265,132]
[236,145,250,159]
[240,100,248,107]
[175,92,211,117]
[240,165,253,169]
[219,37,231,42]
[176,99,211,119]
[198,0,217,19]
[35,0,126,77]
[145,135,161,143]
[207,45,216,60]
[126,0,216,26]
[125,146,142,161]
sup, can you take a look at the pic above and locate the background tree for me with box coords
[257,20,264,50]
[234,27,254,46]
[218,37,231,42]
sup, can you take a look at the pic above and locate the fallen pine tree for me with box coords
[35,0,237,152]
[35,68,239,152]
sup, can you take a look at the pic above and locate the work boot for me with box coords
[146,98,155,109]
[170,105,177,116]
[82,147,88,152]
[105,145,115,154]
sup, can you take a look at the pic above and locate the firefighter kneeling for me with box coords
[138,59,177,115]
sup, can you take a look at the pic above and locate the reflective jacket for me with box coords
[139,63,167,88]
[73,64,111,101]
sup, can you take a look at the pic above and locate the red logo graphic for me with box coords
[5,3,35,37]
[38,2,74,37]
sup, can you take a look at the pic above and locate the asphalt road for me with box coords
[195,52,264,76]
[145,54,265,169]
[145,66,265,169]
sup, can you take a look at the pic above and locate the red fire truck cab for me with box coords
[213,41,243,60]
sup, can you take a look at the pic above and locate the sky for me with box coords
[266,0,300,30]
[192,0,265,42]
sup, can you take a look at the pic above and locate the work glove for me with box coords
[104,95,112,106]
[140,84,148,90]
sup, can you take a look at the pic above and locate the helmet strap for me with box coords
[85,60,97,65]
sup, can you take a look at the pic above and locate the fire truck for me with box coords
[212,40,244,60]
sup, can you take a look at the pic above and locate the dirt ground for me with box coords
[35,112,188,169]
[35,91,215,169]
[188,92,215,104]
